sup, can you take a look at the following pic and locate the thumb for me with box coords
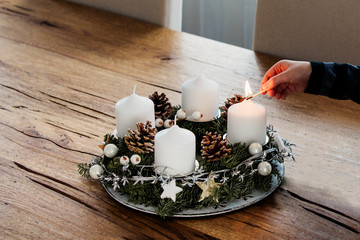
[262,72,289,91]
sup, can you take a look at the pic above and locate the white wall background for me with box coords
[182,0,257,49]
[66,0,183,31]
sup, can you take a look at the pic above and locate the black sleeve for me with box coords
[305,61,360,104]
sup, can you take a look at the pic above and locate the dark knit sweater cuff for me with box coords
[304,61,325,95]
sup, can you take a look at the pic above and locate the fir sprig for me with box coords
[77,163,91,178]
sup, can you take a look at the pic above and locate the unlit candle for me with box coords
[181,75,219,122]
[115,86,155,137]
[154,125,196,176]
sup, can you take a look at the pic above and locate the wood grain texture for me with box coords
[0,0,359,239]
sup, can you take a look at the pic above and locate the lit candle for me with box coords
[227,81,267,145]
[115,86,155,138]
[181,75,219,122]
[154,122,196,176]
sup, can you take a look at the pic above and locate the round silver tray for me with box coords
[102,161,284,217]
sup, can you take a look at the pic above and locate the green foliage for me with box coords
[77,163,91,178]
[125,182,162,206]
[220,174,255,200]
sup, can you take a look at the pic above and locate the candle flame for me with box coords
[245,81,253,98]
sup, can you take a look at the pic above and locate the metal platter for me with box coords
[102,161,284,217]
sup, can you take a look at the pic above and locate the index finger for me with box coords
[261,64,280,92]
[261,66,277,86]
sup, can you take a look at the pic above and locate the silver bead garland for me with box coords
[95,128,294,189]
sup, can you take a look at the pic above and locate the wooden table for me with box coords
[1,1,359,239]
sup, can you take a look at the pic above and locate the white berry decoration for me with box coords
[257,161,272,176]
[120,156,130,165]
[130,154,141,165]
[155,118,164,128]
[176,109,186,119]
[104,143,118,158]
[248,142,262,155]
[191,111,203,121]
[164,119,174,128]
[89,165,104,179]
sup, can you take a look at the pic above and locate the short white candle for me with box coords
[227,81,267,145]
[115,86,155,138]
[181,75,219,122]
[154,124,196,176]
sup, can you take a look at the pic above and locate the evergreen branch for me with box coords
[77,163,91,178]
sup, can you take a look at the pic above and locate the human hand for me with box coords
[260,60,312,100]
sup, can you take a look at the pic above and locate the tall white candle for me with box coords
[181,75,219,122]
[227,81,267,145]
[115,86,155,138]
[154,125,196,176]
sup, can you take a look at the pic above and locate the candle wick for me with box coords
[133,85,137,95]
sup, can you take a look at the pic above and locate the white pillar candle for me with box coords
[181,75,219,122]
[227,81,267,145]
[115,86,155,138]
[154,125,196,176]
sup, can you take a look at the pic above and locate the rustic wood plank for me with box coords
[2,124,358,239]
[0,134,221,240]
[0,0,359,239]
[175,187,360,239]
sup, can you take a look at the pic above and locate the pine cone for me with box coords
[220,94,245,120]
[149,91,172,120]
[124,121,157,154]
[201,131,231,162]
